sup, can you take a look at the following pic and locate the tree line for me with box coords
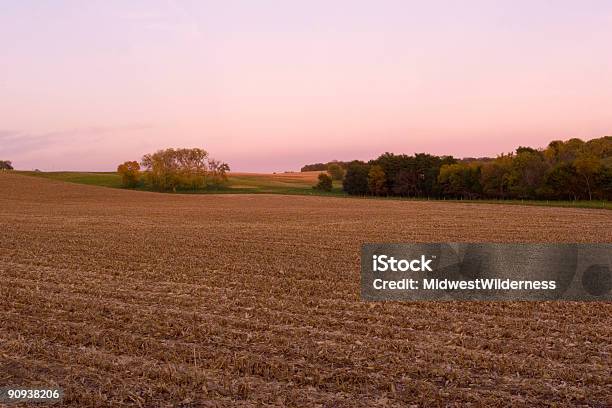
[301,160,350,172]
[311,136,611,200]
[117,148,230,192]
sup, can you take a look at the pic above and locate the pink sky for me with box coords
[1,0,611,172]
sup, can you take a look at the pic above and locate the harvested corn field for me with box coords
[1,173,611,407]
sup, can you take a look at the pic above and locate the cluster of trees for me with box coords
[342,153,455,196]
[117,148,230,191]
[340,137,611,201]
[0,160,13,170]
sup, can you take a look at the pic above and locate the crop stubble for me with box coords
[0,173,610,407]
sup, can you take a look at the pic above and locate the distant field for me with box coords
[1,172,610,407]
[18,171,124,188]
[17,170,344,196]
[16,170,610,209]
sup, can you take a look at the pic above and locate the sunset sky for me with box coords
[2,0,611,172]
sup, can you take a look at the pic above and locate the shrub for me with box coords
[314,173,333,192]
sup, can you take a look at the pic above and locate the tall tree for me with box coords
[208,159,231,188]
[392,169,420,197]
[574,154,601,200]
[480,154,513,198]
[507,150,548,198]
[343,161,370,195]
[367,165,387,196]
[544,163,582,200]
[117,161,141,188]
[438,162,481,199]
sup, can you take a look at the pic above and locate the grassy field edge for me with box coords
[13,170,610,209]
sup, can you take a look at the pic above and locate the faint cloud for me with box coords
[0,124,154,156]
[119,0,203,39]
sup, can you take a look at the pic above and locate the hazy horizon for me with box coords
[2,1,611,172]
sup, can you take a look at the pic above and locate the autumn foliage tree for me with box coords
[367,165,387,196]
[139,148,230,192]
[574,154,601,201]
[438,162,481,199]
[480,154,512,198]
[117,161,141,187]
[507,148,548,198]
[207,159,231,188]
